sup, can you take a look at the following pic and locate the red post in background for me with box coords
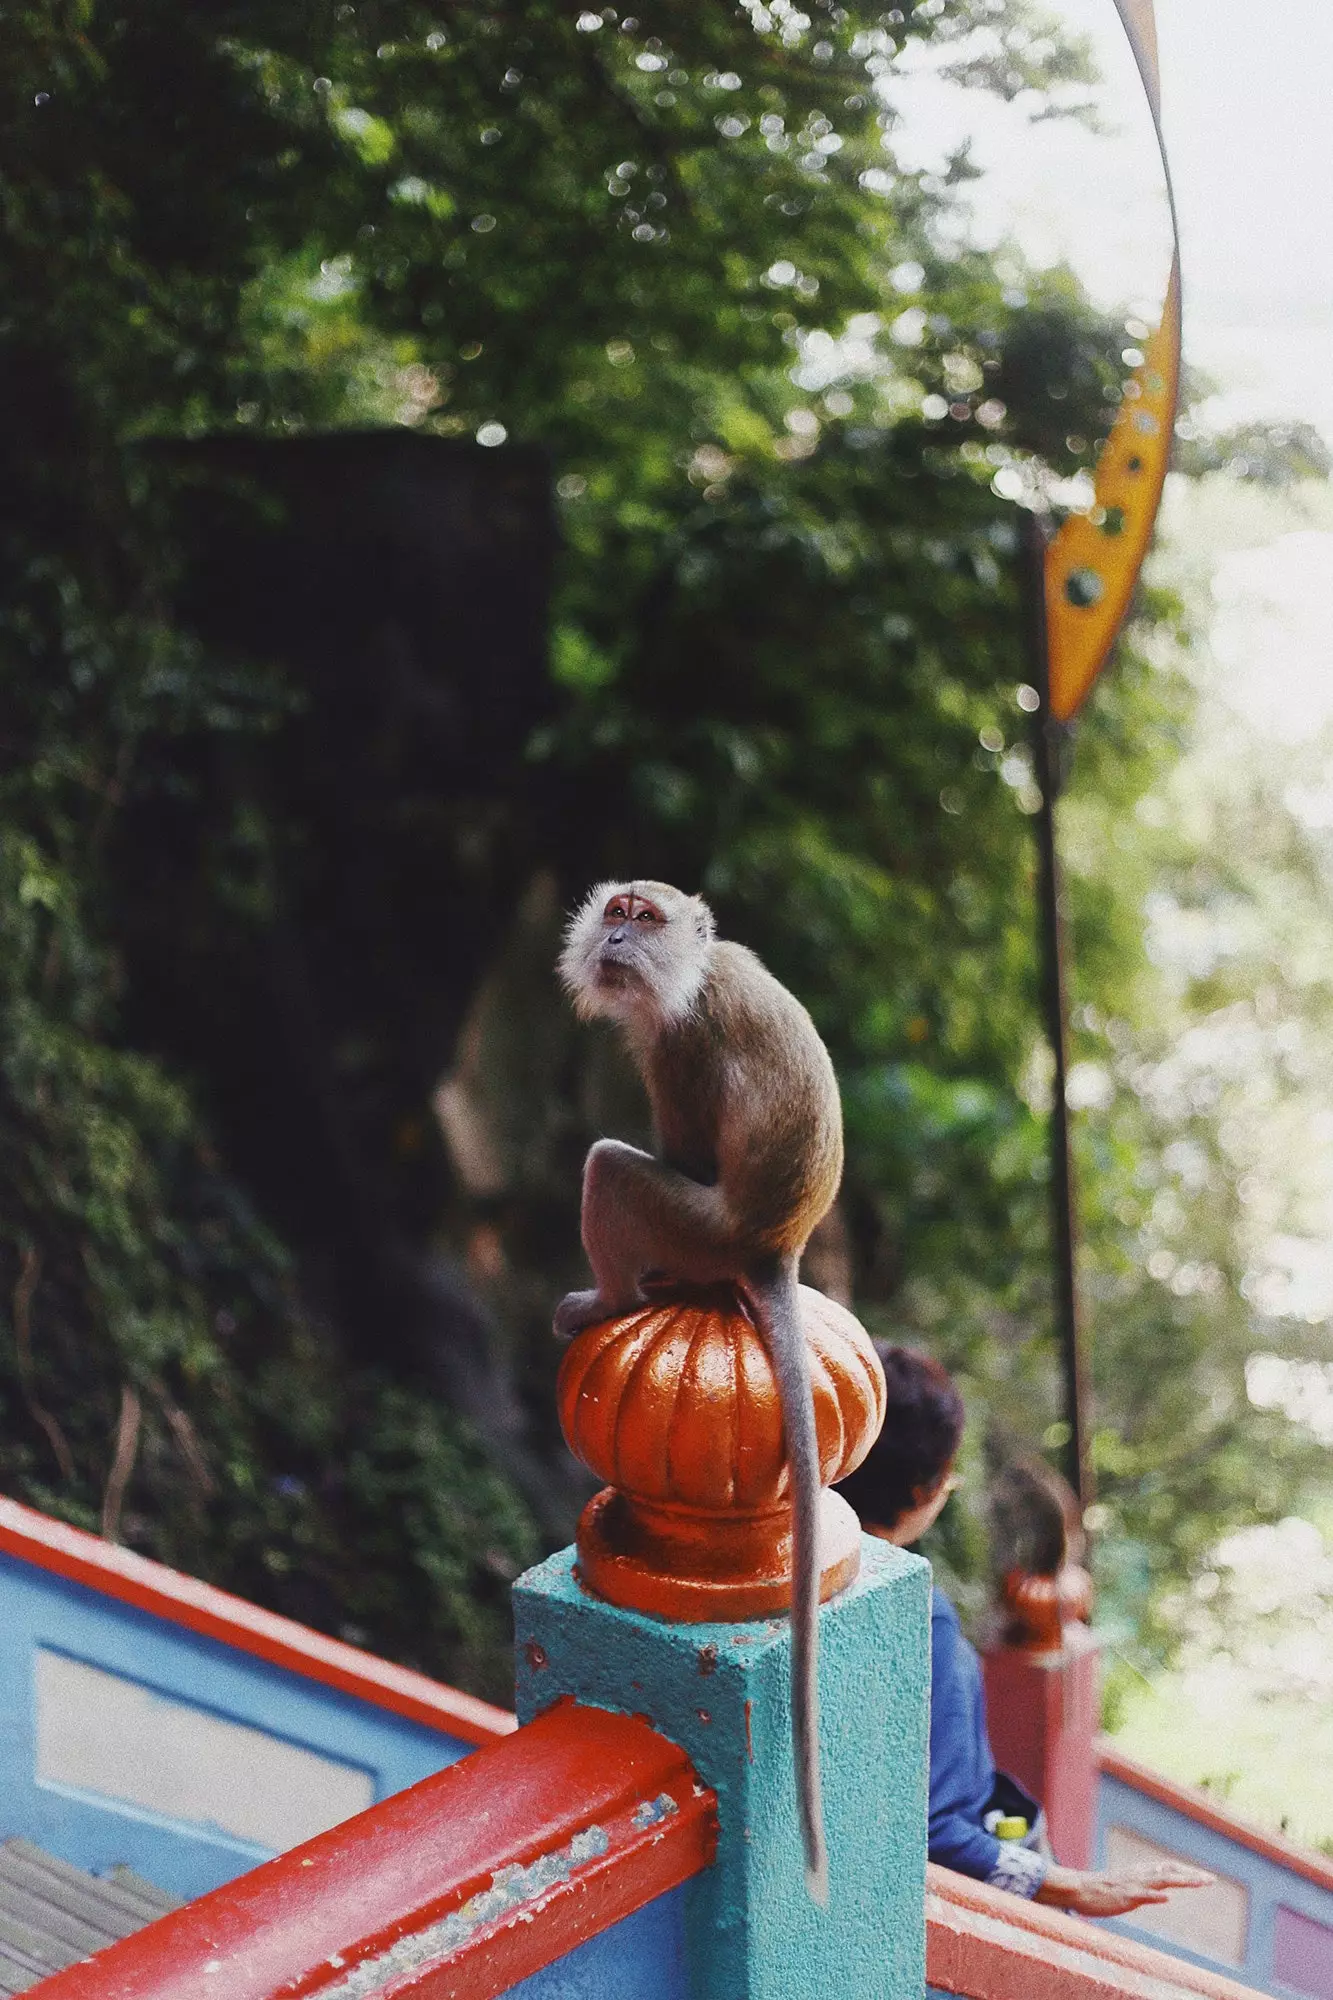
[982,1569,1100,1869]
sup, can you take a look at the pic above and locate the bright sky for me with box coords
[887,0,1333,749]
[889,0,1333,441]
[1154,0,1333,439]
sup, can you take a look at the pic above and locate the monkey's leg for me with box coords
[554,1139,735,1337]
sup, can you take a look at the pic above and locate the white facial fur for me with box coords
[558,879,715,1030]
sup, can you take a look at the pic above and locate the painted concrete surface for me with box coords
[0,1552,471,1902]
[1096,1771,1333,1999]
[925,1868,1275,2000]
[1104,1824,1250,1968]
[501,1883,689,2000]
[1274,1907,1333,2000]
[34,1650,375,1852]
[982,1631,1100,1868]
[514,1533,931,2000]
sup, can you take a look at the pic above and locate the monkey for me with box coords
[987,1454,1082,1583]
[556,879,843,1904]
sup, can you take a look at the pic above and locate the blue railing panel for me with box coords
[0,1553,471,1900]
[500,1884,688,2000]
[1095,1768,1333,2000]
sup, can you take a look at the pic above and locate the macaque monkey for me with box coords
[557,879,843,1903]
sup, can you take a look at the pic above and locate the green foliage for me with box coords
[0,802,534,1697]
[2,0,1308,1699]
[1061,477,1333,1679]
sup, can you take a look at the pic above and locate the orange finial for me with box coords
[557,1285,886,1622]
[1000,1564,1095,1655]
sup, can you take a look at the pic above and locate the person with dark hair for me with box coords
[839,1345,1211,1917]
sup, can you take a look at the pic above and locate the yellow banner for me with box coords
[1042,0,1179,723]
[1044,257,1180,723]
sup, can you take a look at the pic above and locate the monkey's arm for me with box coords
[554,1137,739,1337]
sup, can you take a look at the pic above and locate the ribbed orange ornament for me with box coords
[1000,1564,1094,1654]
[557,1285,885,1620]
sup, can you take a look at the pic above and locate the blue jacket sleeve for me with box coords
[927,1591,1004,1882]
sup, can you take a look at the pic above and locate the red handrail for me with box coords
[0,1493,514,1745]
[31,1699,715,2000]
[927,1866,1267,2000]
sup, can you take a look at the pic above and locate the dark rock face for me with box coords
[113,434,555,1437]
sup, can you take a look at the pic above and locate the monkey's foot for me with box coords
[555,1280,739,1339]
[553,1289,606,1341]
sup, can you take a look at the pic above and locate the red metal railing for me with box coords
[23,1682,1284,2000]
[0,1494,513,1746]
[927,1867,1267,2000]
[30,1699,716,2000]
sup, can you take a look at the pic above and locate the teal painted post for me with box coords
[513,1534,931,2000]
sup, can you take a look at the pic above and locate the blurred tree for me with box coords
[2,0,1307,1695]
[1175,419,1332,487]
[1057,473,1333,1686]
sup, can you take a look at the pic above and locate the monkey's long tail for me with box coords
[744,1262,828,1906]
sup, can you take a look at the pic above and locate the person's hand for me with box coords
[1035,1861,1215,1917]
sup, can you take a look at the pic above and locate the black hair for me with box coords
[836,1344,965,1530]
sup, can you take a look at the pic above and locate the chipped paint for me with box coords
[316,1825,611,1998]
[631,1793,679,1832]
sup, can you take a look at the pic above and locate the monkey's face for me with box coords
[559,879,715,1027]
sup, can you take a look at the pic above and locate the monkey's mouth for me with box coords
[595,959,635,986]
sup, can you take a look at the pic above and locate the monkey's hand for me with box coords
[553,1289,610,1341]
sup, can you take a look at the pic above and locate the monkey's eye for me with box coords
[635,909,659,923]
[605,899,628,922]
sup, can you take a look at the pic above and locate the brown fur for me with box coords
[647,942,842,1251]
[556,882,843,1903]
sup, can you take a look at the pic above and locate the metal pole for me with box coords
[1024,513,1094,1509]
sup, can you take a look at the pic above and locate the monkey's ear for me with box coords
[690,896,717,945]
